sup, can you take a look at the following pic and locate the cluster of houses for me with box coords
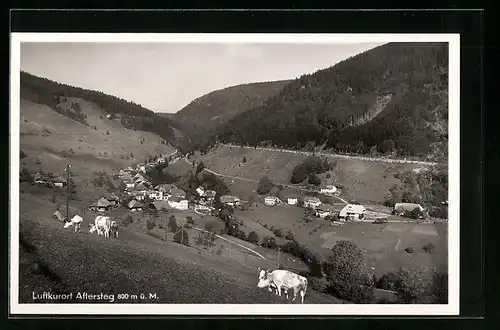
[261,194,367,222]
[33,172,68,188]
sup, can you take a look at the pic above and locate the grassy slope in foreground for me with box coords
[19,192,341,304]
[193,145,423,204]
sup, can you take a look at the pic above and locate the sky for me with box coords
[20,42,385,113]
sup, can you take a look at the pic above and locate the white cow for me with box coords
[63,215,84,232]
[89,216,112,237]
[110,220,119,238]
[257,269,308,303]
[258,268,289,298]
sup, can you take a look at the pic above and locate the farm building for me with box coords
[168,196,189,211]
[90,197,112,213]
[287,197,298,205]
[303,196,321,209]
[315,204,336,218]
[148,190,164,201]
[103,193,120,206]
[128,200,144,212]
[125,181,135,189]
[320,185,337,194]
[339,204,366,221]
[264,196,282,206]
[393,203,426,217]
[52,177,67,188]
[157,157,166,164]
[155,183,177,193]
[220,195,241,207]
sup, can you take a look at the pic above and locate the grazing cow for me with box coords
[89,216,112,237]
[257,269,308,303]
[63,215,84,232]
[258,268,289,298]
[110,220,119,238]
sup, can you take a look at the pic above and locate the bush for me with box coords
[173,228,190,246]
[429,206,447,219]
[186,216,194,224]
[261,236,277,249]
[290,164,307,184]
[167,215,179,233]
[242,156,247,163]
[20,168,33,183]
[405,247,415,253]
[146,219,155,230]
[285,230,295,240]
[309,276,329,292]
[422,243,435,254]
[247,231,260,244]
[273,228,283,237]
[376,272,399,291]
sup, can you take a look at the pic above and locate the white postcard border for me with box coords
[10,33,460,315]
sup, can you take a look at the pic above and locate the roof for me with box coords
[152,200,171,210]
[52,177,67,183]
[170,188,186,198]
[265,196,280,201]
[304,196,321,203]
[128,200,143,208]
[204,190,216,197]
[316,204,336,212]
[394,203,424,212]
[155,183,176,192]
[339,204,366,215]
[169,196,187,203]
[220,195,240,203]
[92,197,112,208]
[104,193,120,201]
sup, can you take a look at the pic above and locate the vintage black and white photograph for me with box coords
[10,33,459,315]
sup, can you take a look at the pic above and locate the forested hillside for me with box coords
[220,42,449,161]
[169,80,291,154]
[20,72,177,142]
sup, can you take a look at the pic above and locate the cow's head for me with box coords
[89,224,97,233]
[63,222,73,229]
[257,274,272,288]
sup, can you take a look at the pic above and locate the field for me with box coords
[193,145,424,203]
[20,98,175,202]
[18,188,342,304]
[235,204,448,277]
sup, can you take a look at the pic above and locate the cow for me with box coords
[89,216,112,237]
[63,215,84,232]
[257,268,308,304]
[110,220,119,238]
[258,268,290,298]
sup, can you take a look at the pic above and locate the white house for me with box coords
[320,185,337,195]
[148,190,164,201]
[125,182,135,189]
[128,200,143,212]
[196,186,205,197]
[287,198,298,205]
[264,196,281,206]
[168,196,189,211]
[303,196,322,209]
[157,157,166,164]
[339,204,366,221]
[220,195,241,207]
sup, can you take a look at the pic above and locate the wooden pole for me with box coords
[66,164,70,222]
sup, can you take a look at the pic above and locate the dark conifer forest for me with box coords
[219,42,449,161]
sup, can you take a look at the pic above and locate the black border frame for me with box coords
[6,7,486,328]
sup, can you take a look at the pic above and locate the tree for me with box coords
[273,228,283,237]
[247,231,260,244]
[376,272,399,291]
[285,230,295,241]
[291,164,307,184]
[186,216,194,224]
[257,175,274,195]
[20,168,33,184]
[167,215,179,233]
[379,139,395,154]
[196,161,205,175]
[394,265,434,303]
[308,173,321,186]
[323,240,374,302]
[146,219,155,230]
[173,228,190,246]
[242,156,247,163]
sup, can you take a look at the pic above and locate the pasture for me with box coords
[193,145,424,204]
[234,204,448,277]
[18,190,342,304]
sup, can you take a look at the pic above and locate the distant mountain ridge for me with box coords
[219,42,449,162]
[168,80,291,153]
